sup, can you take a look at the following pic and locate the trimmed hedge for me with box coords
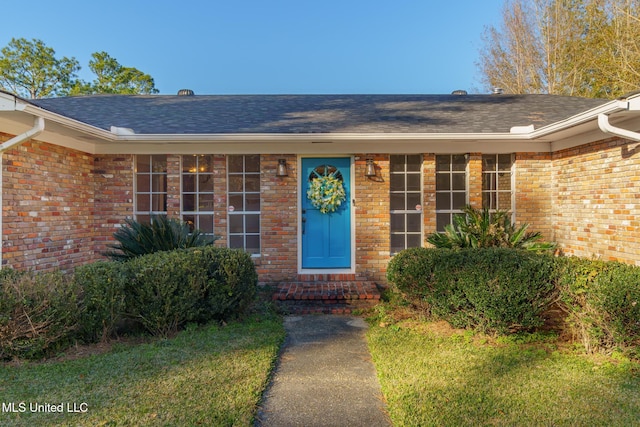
[125,247,257,336]
[556,257,640,355]
[0,269,80,360]
[74,262,128,342]
[387,247,558,334]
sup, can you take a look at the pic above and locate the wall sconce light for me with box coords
[276,159,288,177]
[365,158,376,177]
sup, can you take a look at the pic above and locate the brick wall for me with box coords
[514,153,554,239]
[1,137,96,272]
[355,154,390,283]
[552,137,640,265]
[257,154,298,282]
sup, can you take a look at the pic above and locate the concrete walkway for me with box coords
[256,315,391,427]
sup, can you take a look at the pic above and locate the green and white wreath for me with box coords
[307,173,346,214]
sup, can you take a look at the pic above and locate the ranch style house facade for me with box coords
[0,89,639,284]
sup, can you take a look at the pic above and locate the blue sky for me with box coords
[1,0,505,95]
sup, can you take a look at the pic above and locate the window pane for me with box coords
[245,155,260,173]
[245,214,260,233]
[228,155,243,173]
[152,194,166,211]
[498,172,511,191]
[229,215,244,233]
[152,155,166,172]
[452,154,467,171]
[498,154,512,171]
[482,155,496,171]
[137,214,151,224]
[198,215,214,234]
[199,193,214,211]
[482,173,495,191]
[183,155,196,173]
[452,173,466,190]
[452,192,466,210]
[137,155,151,173]
[152,174,167,192]
[390,155,405,172]
[245,235,260,254]
[183,214,196,231]
[390,234,405,255]
[436,173,450,190]
[406,155,422,172]
[229,235,244,249]
[436,192,450,210]
[406,234,421,249]
[407,193,421,209]
[390,214,405,232]
[182,194,195,212]
[245,175,260,192]
[228,194,244,211]
[199,174,214,192]
[199,155,214,173]
[390,193,405,210]
[228,175,243,192]
[436,213,451,232]
[136,174,150,192]
[406,174,421,191]
[482,192,496,209]
[407,213,421,232]
[182,174,195,192]
[245,193,260,211]
[136,194,150,211]
[436,155,450,171]
[498,192,511,210]
[390,174,405,191]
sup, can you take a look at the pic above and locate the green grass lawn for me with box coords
[0,316,285,427]
[367,307,640,427]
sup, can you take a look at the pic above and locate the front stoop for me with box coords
[272,279,382,314]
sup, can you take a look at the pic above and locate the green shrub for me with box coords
[104,215,218,261]
[557,257,640,355]
[73,262,128,343]
[124,246,257,337]
[388,247,557,334]
[427,205,555,251]
[0,269,80,360]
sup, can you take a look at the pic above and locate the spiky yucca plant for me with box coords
[427,205,555,251]
[104,216,218,261]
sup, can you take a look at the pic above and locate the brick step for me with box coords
[272,281,381,314]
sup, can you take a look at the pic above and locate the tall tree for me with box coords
[70,51,158,95]
[478,0,640,98]
[0,38,80,98]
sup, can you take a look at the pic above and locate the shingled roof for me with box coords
[30,94,609,135]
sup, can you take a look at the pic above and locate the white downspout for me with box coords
[0,116,45,269]
[597,100,640,142]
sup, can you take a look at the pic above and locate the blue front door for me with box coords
[301,157,351,269]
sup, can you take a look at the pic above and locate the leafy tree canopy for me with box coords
[0,37,79,98]
[477,0,640,98]
[0,38,159,98]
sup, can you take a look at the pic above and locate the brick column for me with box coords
[166,155,181,217]
[468,153,483,208]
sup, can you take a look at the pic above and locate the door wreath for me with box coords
[307,167,346,214]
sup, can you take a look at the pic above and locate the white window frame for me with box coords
[134,154,167,222]
[435,154,469,232]
[390,154,423,255]
[227,155,261,256]
[481,154,515,219]
[180,155,215,235]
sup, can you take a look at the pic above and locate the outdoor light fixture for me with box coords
[365,158,376,177]
[276,159,288,177]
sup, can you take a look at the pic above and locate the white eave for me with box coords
[2,90,639,155]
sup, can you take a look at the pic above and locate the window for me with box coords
[482,154,513,212]
[135,155,167,223]
[228,155,260,255]
[435,154,468,232]
[390,155,423,255]
[181,155,215,235]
